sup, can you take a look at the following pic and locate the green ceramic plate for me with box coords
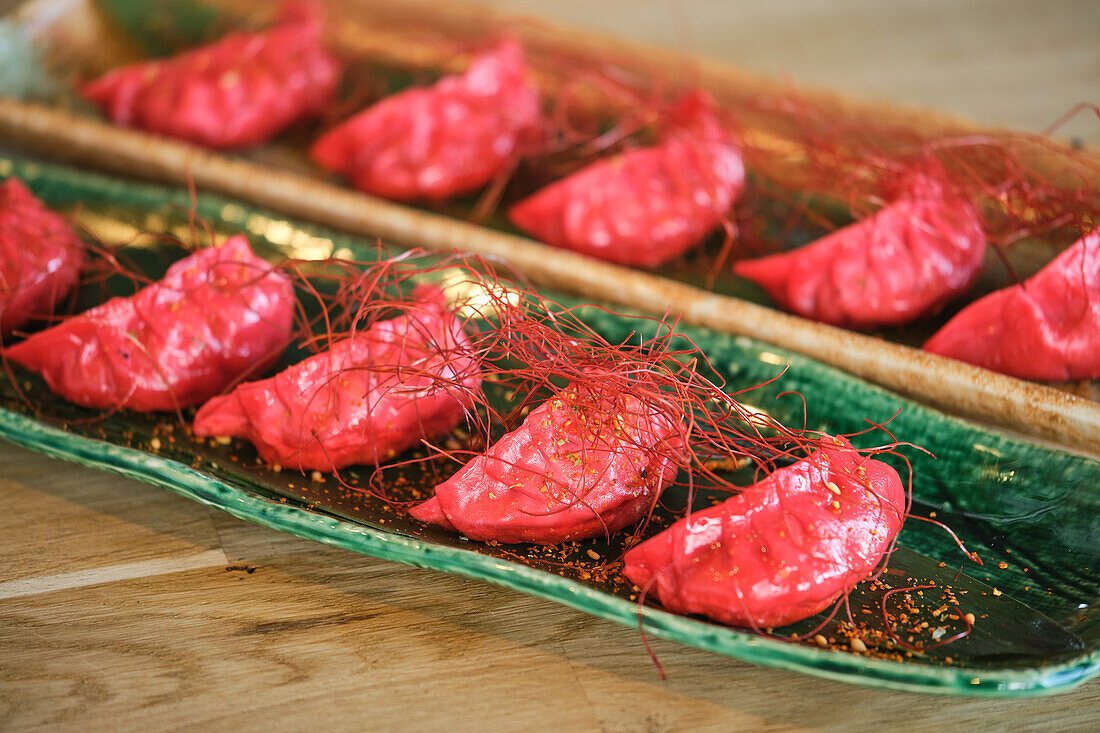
[30,0,1081,353]
[0,155,1097,697]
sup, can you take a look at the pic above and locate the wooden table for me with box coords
[2,0,1099,730]
[479,0,1100,147]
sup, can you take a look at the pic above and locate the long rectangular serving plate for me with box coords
[0,155,1097,696]
[2,0,1099,457]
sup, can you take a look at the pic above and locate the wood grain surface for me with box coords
[477,0,1100,147]
[2,1,1099,730]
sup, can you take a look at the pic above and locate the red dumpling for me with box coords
[924,229,1100,381]
[193,287,482,472]
[5,236,294,412]
[623,436,904,629]
[0,178,84,339]
[311,38,541,201]
[734,175,986,329]
[508,90,745,268]
[411,383,683,544]
[81,2,341,149]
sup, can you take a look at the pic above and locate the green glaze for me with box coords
[0,155,1097,697]
[97,0,225,57]
[0,20,56,101]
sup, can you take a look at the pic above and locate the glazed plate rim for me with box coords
[2,406,1096,697]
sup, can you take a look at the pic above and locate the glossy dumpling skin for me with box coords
[5,236,295,412]
[193,287,482,472]
[508,90,745,268]
[734,176,986,330]
[410,384,683,544]
[311,39,541,201]
[623,436,904,629]
[924,229,1100,380]
[0,178,84,339]
[82,2,341,149]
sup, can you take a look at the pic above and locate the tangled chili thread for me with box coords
[366,27,1096,275]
